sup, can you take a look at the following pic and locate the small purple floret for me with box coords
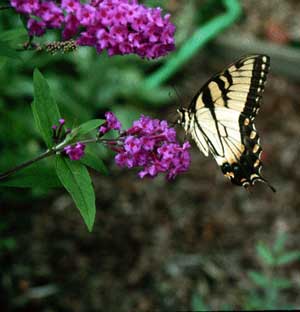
[99,111,122,135]
[27,19,46,37]
[64,142,86,160]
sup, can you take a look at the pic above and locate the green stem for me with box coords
[0,138,117,180]
[0,149,55,181]
[143,0,242,89]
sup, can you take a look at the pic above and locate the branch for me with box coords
[0,149,55,180]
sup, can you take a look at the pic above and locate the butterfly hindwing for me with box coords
[180,55,275,191]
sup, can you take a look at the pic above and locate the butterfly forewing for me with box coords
[182,55,275,191]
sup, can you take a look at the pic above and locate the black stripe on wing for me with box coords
[220,116,275,192]
[189,55,270,119]
[228,55,270,119]
[184,55,274,191]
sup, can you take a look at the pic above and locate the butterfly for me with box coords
[177,54,276,192]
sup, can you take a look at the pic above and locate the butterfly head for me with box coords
[176,107,190,132]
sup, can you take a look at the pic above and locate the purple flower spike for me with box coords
[59,119,65,125]
[11,0,176,59]
[113,115,191,180]
[64,142,86,160]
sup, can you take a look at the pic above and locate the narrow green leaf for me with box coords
[0,41,22,60]
[55,157,96,231]
[80,150,108,175]
[256,242,275,266]
[248,270,270,288]
[0,162,61,188]
[276,251,300,266]
[66,119,104,142]
[32,69,61,147]
[76,119,104,136]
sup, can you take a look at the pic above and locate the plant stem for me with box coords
[0,137,119,181]
[0,149,55,181]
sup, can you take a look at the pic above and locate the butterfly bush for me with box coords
[10,0,176,58]
[100,113,191,180]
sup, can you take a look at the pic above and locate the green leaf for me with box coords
[0,162,61,188]
[256,242,275,266]
[80,150,108,175]
[66,119,104,142]
[276,251,300,266]
[248,270,270,288]
[55,157,96,231]
[0,41,22,60]
[0,28,28,43]
[32,69,61,148]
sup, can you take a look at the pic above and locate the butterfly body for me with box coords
[178,55,275,192]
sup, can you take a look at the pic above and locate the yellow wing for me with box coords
[186,55,275,191]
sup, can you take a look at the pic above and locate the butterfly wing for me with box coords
[187,55,275,191]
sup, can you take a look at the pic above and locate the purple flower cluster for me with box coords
[99,111,122,135]
[114,115,191,180]
[11,0,176,58]
[64,142,86,160]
